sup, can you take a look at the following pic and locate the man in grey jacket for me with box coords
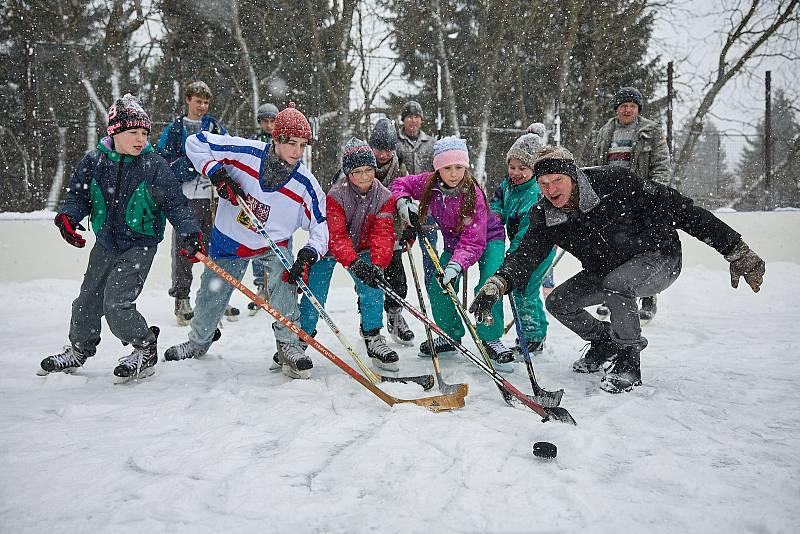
[593,87,672,324]
[396,100,438,285]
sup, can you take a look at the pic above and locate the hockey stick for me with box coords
[374,276,576,424]
[196,252,464,411]
[503,248,566,334]
[508,293,563,408]
[236,197,434,391]
[405,243,469,397]
[409,217,516,406]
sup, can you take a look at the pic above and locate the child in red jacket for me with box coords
[299,138,400,371]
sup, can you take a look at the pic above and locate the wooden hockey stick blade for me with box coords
[196,253,465,412]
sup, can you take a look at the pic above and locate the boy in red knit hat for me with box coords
[164,103,329,380]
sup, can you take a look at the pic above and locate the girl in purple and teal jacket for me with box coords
[391,137,515,371]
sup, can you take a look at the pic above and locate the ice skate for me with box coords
[482,339,514,373]
[224,305,240,322]
[386,309,414,346]
[418,337,458,359]
[271,341,313,379]
[38,345,87,376]
[600,346,642,393]
[174,297,193,326]
[113,326,160,384]
[363,328,400,372]
[164,328,221,361]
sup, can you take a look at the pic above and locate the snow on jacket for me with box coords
[496,166,742,289]
[490,176,546,255]
[60,137,199,253]
[390,171,505,270]
[185,132,328,260]
[326,173,395,269]
[396,129,434,175]
[594,116,672,185]
[156,114,227,198]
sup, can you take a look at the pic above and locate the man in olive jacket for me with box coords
[594,86,672,322]
[469,146,765,394]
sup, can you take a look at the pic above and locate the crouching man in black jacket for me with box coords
[470,146,765,393]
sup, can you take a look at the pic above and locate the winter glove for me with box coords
[725,239,765,292]
[54,213,86,248]
[348,258,384,289]
[287,246,318,285]
[437,261,462,288]
[209,167,246,206]
[396,197,419,226]
[469,275,508,326]
[400,224,417,247]
[178,232,205,263]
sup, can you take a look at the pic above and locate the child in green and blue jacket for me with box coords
[490,126,557,351]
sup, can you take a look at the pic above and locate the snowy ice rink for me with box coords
[1,212,798,533]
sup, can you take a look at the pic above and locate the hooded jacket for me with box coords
[60,137,199,253]
[496,165,741,290]
[390,171,505,270]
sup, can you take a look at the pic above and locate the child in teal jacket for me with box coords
[490,127,556,352]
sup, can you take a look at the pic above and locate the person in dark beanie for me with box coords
[156,80,239,326]
[367,117,415,345]
[470,145,765,394]
[298,138,400,371]
[39,94,201,383]
[397,100,438,286]
[594,86,672,324]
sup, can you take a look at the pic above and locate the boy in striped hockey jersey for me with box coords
[164,103,329,379]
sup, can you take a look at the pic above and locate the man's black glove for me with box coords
[54,213,86,248]
[287,246,317,284]
[209,168,246,205]
[178,232,205,263]
[469,275,508,326]
[349,258,384,289]
[725,239,765,293]
[400,225,416,247]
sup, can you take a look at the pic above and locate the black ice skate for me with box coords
[600,346,643,393]
[573,326,619,373]
[113,326,160,384]
[482,339,515,373]
[164,328,221,361]
[418,337,459,359]
[224,305,240,322]
[513,337,545,361]
[386,309,414,346]
[247,285,268,316]
[38,345,88,376]
[270,341,313,379]
[639,295,657,326]
[596,303,610,321]
[362,328,399,372]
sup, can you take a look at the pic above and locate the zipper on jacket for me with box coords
[111,160,125,251]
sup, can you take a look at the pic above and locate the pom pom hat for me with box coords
[106,94,151,137]
[273,102,312,142]
[506,131,546,170]
[433,137,470,171]
[341,137,377,176]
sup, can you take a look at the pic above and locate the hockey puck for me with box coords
[532,441,557,459]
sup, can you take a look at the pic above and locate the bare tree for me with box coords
[431,0,460,136]
[674,0,800,183]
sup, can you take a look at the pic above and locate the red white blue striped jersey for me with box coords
[185,132,328,259]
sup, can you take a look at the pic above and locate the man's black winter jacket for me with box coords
[497,166,741,289]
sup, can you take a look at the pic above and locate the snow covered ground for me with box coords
[1,214,799,533]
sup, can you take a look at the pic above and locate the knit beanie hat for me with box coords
[533,146,578,181]
[401,100,424,120]
[433,137,470,170]
[257,103,279,121]
[273,102,312,142]
[342,137,377,176]
[611,87,643,111]
[527,122,547,136]
[368,118,398,151]
[506,132,546,169]
[107,94,151,137]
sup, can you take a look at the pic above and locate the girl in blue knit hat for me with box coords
[391,137,515,372]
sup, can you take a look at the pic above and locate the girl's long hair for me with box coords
[418,168,479,233]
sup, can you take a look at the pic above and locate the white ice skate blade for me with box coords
[36,367,79,377]
[370,357,399,373]
[388,333,414,347]
[417,349,457,359]
[281,364,311,380]
[113,367,155,385]
[225,314,240,323]
[175,316,192,327]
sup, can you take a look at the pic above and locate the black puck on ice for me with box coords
[532,441,557,459]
